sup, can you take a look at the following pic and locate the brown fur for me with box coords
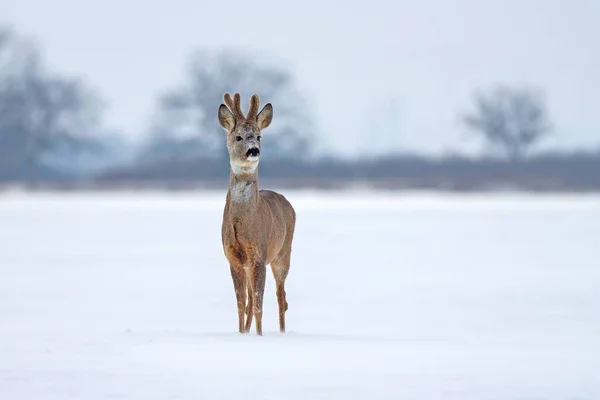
[218,92,296,336]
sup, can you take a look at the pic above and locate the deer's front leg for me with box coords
[229,264,247,334]
[248,260,267,336]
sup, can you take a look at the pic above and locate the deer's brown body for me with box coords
[218,92,296,336]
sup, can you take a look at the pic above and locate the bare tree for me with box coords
[461,85,552,160]
[0,26,104,183]
[144,49,315,162]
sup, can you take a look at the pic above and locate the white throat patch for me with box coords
[230,159,258,176]
[230,180,255,203]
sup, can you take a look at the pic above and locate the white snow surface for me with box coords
[1,190,599,399]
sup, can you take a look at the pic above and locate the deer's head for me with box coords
[218,92,273,175]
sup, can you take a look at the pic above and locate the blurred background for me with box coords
[0,0,599,192]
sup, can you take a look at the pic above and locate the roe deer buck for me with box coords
[218,92,296,336]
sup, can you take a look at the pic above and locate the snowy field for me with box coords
[1,189,599,399]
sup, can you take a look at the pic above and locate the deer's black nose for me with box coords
[246,148,260,157]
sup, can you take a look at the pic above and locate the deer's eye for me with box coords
[257,136,261,141]
[235,136,243,141]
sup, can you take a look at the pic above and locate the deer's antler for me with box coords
[223,92,245,120]
[246,94,260,121]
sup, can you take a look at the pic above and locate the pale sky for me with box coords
[1,0,599,157]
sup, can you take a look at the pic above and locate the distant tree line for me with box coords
[461,85,552,160]
[0,26,108,184]
[1,24,599,191]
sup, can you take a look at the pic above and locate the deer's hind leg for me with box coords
[271,242,293,333]
[244,278,254,333]
[272,218,295,333]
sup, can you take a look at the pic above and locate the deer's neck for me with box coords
[227,170,259,215]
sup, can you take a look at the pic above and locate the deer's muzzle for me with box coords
[246,148,260,158]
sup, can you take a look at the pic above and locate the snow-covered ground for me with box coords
[1,190,599,399]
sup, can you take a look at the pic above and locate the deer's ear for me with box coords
[218,104,235,131]
[257,103,273,129]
